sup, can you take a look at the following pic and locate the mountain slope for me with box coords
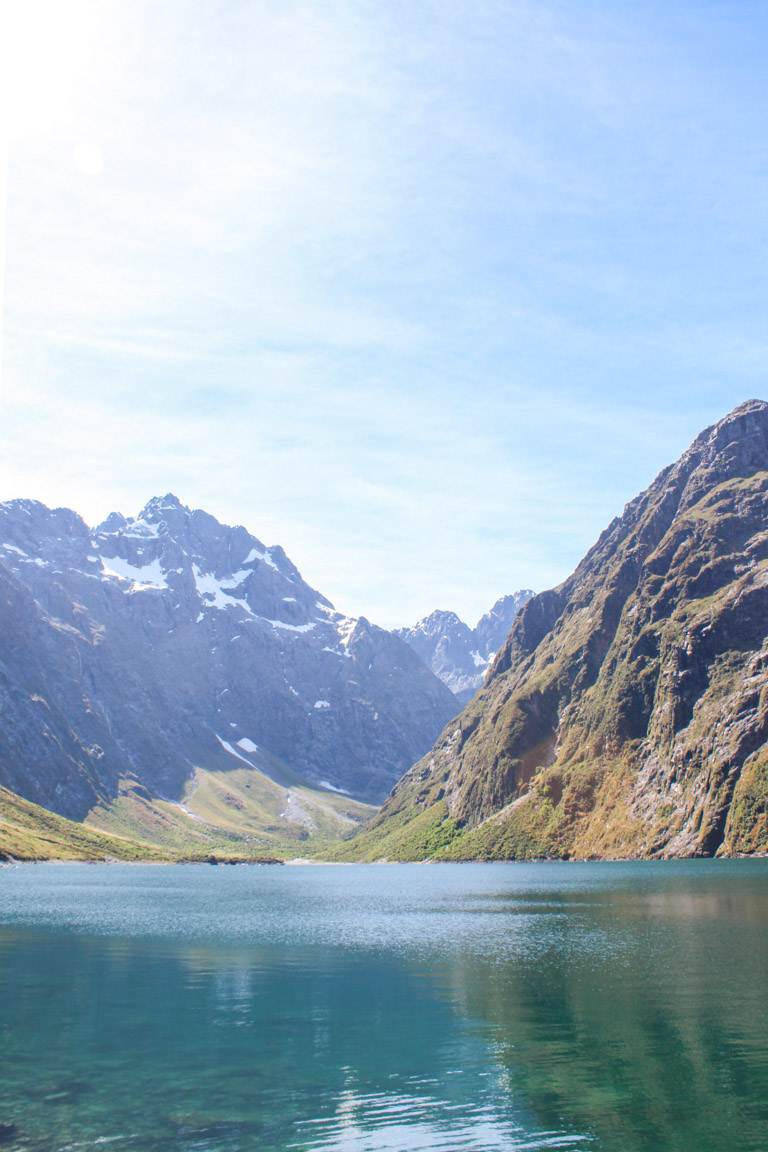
[351,400,768,860]
[86,764,374,857]
[396,592,534,702]
[0,786,172,861]
[0,496,456,848]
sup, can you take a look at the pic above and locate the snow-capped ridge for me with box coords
[139,493,189,519]
[0,492,460,814]
[397,590,535,703]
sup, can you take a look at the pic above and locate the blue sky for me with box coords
[1,1,767,627]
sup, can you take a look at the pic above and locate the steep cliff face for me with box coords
[356,401,768,860]
[0,496,457,829]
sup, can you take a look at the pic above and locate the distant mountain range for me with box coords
[0,495,458,855]
[395,592,534,702]
[346,400,768,861]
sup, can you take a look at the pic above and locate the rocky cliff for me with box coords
[351,400,768,860]
[0,495,458,837]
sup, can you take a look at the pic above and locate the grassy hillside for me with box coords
[86,762,375,859]
[0,787,172,861]
[325,801,458,862]
[0,754,375,863]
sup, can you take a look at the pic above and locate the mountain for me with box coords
[346,400,768,861]
[395,592,534,702]
[0,787,171,862]
[0,786,286,862]
[0,495,458,852]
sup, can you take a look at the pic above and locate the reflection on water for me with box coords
[0,861,766,1151]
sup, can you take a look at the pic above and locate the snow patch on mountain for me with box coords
[100,555,168,590]
[261,618,316,633]
[244,545,278,570]
[216,735,257,767]
[236,737,259,753]
[193,566,252,614]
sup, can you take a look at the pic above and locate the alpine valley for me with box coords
[3,401,768,863]
[0,495,459,858]
[342,400,768,861]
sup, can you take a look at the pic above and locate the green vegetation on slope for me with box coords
[86,765,375,860]
[723,750,768,854]
[326,800,459,861]
[342,403,768,862]
[0,786,171,861]
[0,746,375,862]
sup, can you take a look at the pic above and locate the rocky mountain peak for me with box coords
[97,511,128,533]
[84,497,338,635]
[677,399,768,512]
[415,610,472,638]
[137,492,190,524]
[0,495,459,826]
[693,397,767,448]
[0,500,90,565]
[475,591,535,655]
[397,591,534,703]
[368,399,768,862]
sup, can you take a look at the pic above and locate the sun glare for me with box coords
[1,0,104,145]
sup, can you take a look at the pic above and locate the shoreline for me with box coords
[3,853,767,866]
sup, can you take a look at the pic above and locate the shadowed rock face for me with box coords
[366,400,768,860]
[395,592,534,703]
[0,495,458,818]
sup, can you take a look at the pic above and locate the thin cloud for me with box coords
[2,1,767,627]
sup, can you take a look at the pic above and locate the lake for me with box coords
[0,860,766,1151]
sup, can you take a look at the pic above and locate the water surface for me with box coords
[0,860,766,1151]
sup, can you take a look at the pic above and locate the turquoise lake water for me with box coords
[0,860,766,1151]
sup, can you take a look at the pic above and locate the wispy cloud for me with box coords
[2,1,767,626]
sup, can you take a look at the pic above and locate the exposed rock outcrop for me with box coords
[357,401,768,859]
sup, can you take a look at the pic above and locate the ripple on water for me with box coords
[0,861,766,1152]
